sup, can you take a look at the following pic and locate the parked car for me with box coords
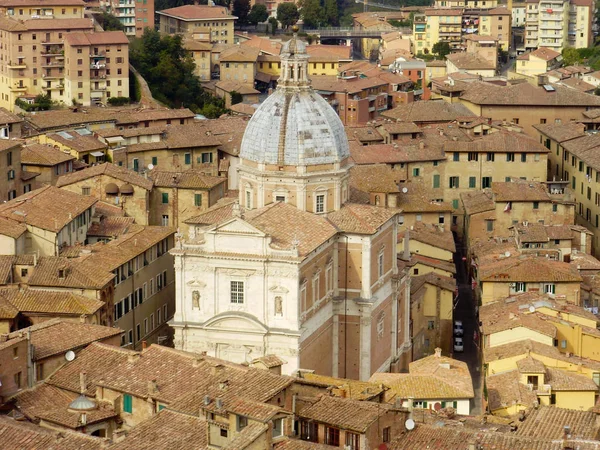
[454,337,464,353]
[453,320,464,336]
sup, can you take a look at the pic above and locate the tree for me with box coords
[268,16,278,35]
[230,91,243,105]
[96,11,125,31]
[432,41,450,59]
[301,0,323,28]
[232,0,250,24]
[562,47,583,66]
[324,0,338,26]
[248,4,268,26]
[130,29,228,116]
[277,2,299,29]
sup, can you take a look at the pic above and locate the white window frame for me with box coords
[230,280,244,304]
[542,283,556,295]
[315,193,326,213]
[515,282,527,293]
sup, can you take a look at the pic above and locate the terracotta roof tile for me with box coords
[381,101,476,122]
[517,47,561,62]
[545,366,598,391]
[461,81,600,107]
[0,287,105,319]
[0,415,104,450]
[56,162,153,190]
[21,144,75,166]
[298,395,392,433]
[516,355,546,373]
[410,254,456,274]
[0,186,96,232]
[149,169,226,189]
[64,31,128,46]
[491,180,551,202]
[15,383,116,429]
[158,4,236,20]
[26,256,114,289]
[110,409,209,450]
[401,222,455,253]
[446,52,495,70]
[486,369,537,411]
[275,439,334,450]
[516,406,600,440]
[6,319,121,360]
[445,130,550,154]
[87,216,134,238]
[251,354,285,369]
[327,203,397,235]
[461,190,495,215]
[184,198,238,226]
[349,164,401,197]
[301,373,384,401]
[478,255,582,283]
[0,216,27,238]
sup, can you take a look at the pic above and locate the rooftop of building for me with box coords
[149,169,226,190]
[157,4,236,20]
[460,81,600,107]
[64,30,128,46]
[446,52,496,70]
[400,222,456,253]
[444,129,550,153]
[517,47,562,62]
[46,129,107,153]
[326,203,398,235]
[56,162,153,190]
[381,100,476,122]
[478,254,582,283]
[0,186,96,232]
[533,122,586,143]
[298,373,384,401]
[370,351,474,400]
[21,144,75,166]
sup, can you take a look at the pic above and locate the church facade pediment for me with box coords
[209,218,266,236]
[203,312,268,334]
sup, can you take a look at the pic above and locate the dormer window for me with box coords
[58,269,65,278]
[237,415,248,431]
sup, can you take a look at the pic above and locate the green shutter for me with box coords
[469,177,476,188]
[162,193,169,204]
[453,401,457,408]
[452,199,459,209]
[158,404,166,411]
[433,174,440,188]
[572,176,576,189]
[185,153,191,165]
[423,401,428,408]
[505,177,511,182]
[123,394,132,413]
[152,156,157,166]
[194,194,202,207]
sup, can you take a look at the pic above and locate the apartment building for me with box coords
[157,5,237,44]
[523,0,594,51]
[63,31,130,106]
[104,0,154,37]
[0,0,84,19]
[536,122,600,255]
[0,140,24,200]
[413,7,511,54]
[516,46,562,77]
[0,17,94,110]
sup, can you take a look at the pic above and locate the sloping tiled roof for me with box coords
[26,256,115,289]
[517,47,561,61]
[491,180,551,202]
[516,405,600,440]
[545,366,598,391]
[0,415,104,450]
[298,395,392,433]
[446,52,495,70]
[327,203,397,235]
[381,101,476,122]
[0,186,97,232]
[301,373,384,401]
[460,81,600,107]
[87,216,134,238]
[14,383,117,429]
[461,190,495,215]
[242,202,338,257]
[486,369,537,411]
[158,4,236,19]
[149,170,226,189]
[349,164,401,195]
[110,409,209,450]
[56,162,153,190]
[444,130,550,154]
[5,318,121,360]
[478,255,582,283]
[184,198,238,226]
[533,122,585,143]
[400,222,455,253]
[21,144,75,166]
[0,288,105,319]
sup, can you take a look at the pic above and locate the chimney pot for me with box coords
[142,340,147,350]
[434,347,442,358]
[80,371,87,394]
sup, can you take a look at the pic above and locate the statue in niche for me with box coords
[275,296,283,316]
[192,290,200,309]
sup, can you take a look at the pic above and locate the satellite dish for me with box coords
[405,418,415,431]
[147,163,154,170]
[504,251,511,257]
[402,187,408,194]
[529,305,535,313]
[65,350,76,362]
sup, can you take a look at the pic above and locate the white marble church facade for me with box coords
[170,32,411,379]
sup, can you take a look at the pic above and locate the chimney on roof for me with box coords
[215,398,223,409]
[419,141,425,149]
[434,347,442,358]
[148,379,159,396]
[563,425,571,440]
[142,340,147,350]
[80,371,87,394]
[204,395,211,406]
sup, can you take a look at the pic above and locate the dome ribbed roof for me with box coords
[68,394,97,411]
[239,89,350,166]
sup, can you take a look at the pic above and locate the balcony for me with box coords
[90,73,107,80]
[41,61,64,68]
[90,53,106,59]
[11,84,26,91]
[43,84,64,90]
[90,63,106,69]
[91,85,107,91]
[41,46,63,56]
[7,61,26,69]
[42,74,63,80]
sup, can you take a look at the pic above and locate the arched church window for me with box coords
[274,296,283,316]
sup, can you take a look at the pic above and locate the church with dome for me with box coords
[170,33,411,380]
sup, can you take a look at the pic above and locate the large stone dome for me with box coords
[239,32,350,167]
[239,89,350,166]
